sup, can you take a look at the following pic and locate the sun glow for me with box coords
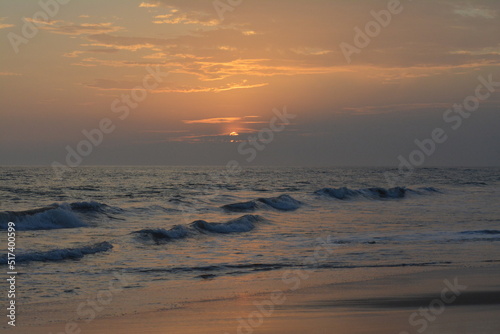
[229,131,239,142]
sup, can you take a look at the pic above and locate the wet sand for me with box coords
[20,264,500,334]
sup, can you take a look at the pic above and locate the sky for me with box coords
[0,0,499,167]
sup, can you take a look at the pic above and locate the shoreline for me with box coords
[17,263,500,334]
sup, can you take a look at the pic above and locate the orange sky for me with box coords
[1,0,499,166]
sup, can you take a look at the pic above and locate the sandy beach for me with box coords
[20,264,500,334]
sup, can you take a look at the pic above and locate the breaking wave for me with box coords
[315,186,439,200]
[0,201,119,231]
[132,215,265,245]
[192,215,264,234]
[222,195,302,212]
[1,242,113,264]
[257,194,302,211]
[133,225,189,244]
[0,206,87,231]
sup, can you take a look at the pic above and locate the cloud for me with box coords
[87,48,120,53]
[145,1,220,26]
[174,58,346,81]
[454,5,496,19]
[139,2,160,8]
[136,126,261,144]
[154,82,269,93]
[84,78,151,90]
[72,57,167,67]
[23,18,62,26]
[63,51,84,58]
[84,77,267,93]
[292,47,333,56]
[152,13,219,26]
[143,52,168,59]
[0,17,14,29]
[85,33,173,51]
[450,46,500,56]
[57,0,500,89]
[64,48,120,58]
[172,134,243,143]
[183,117,242,124]
[182,116,263,124]
[41,22,124,35]
[160,131,259,143]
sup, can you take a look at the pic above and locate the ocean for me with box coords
[1,166,499,327]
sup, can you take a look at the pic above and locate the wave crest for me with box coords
[315,186,439,200]
[257,194,302,211]
[192,215,264,234]
[1,241,113,264]
[222,195,302,212]
[0,206,87,231]
[133,225,189,244]
[0,201,120,231]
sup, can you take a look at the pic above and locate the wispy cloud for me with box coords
[139,2,160,8]
[0,17,14,29]
[64,48,120,58]
[85,33,171,51]
[84,76,268,93]
[182,116,262,124]
[183,117,242,124]
[40,21,124,35]
[143,52,167,59]
[454,5,496,19]
[144,2,220,26]
[154,82,269,93]
[24,18,62,26]
[153,13,219,26]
